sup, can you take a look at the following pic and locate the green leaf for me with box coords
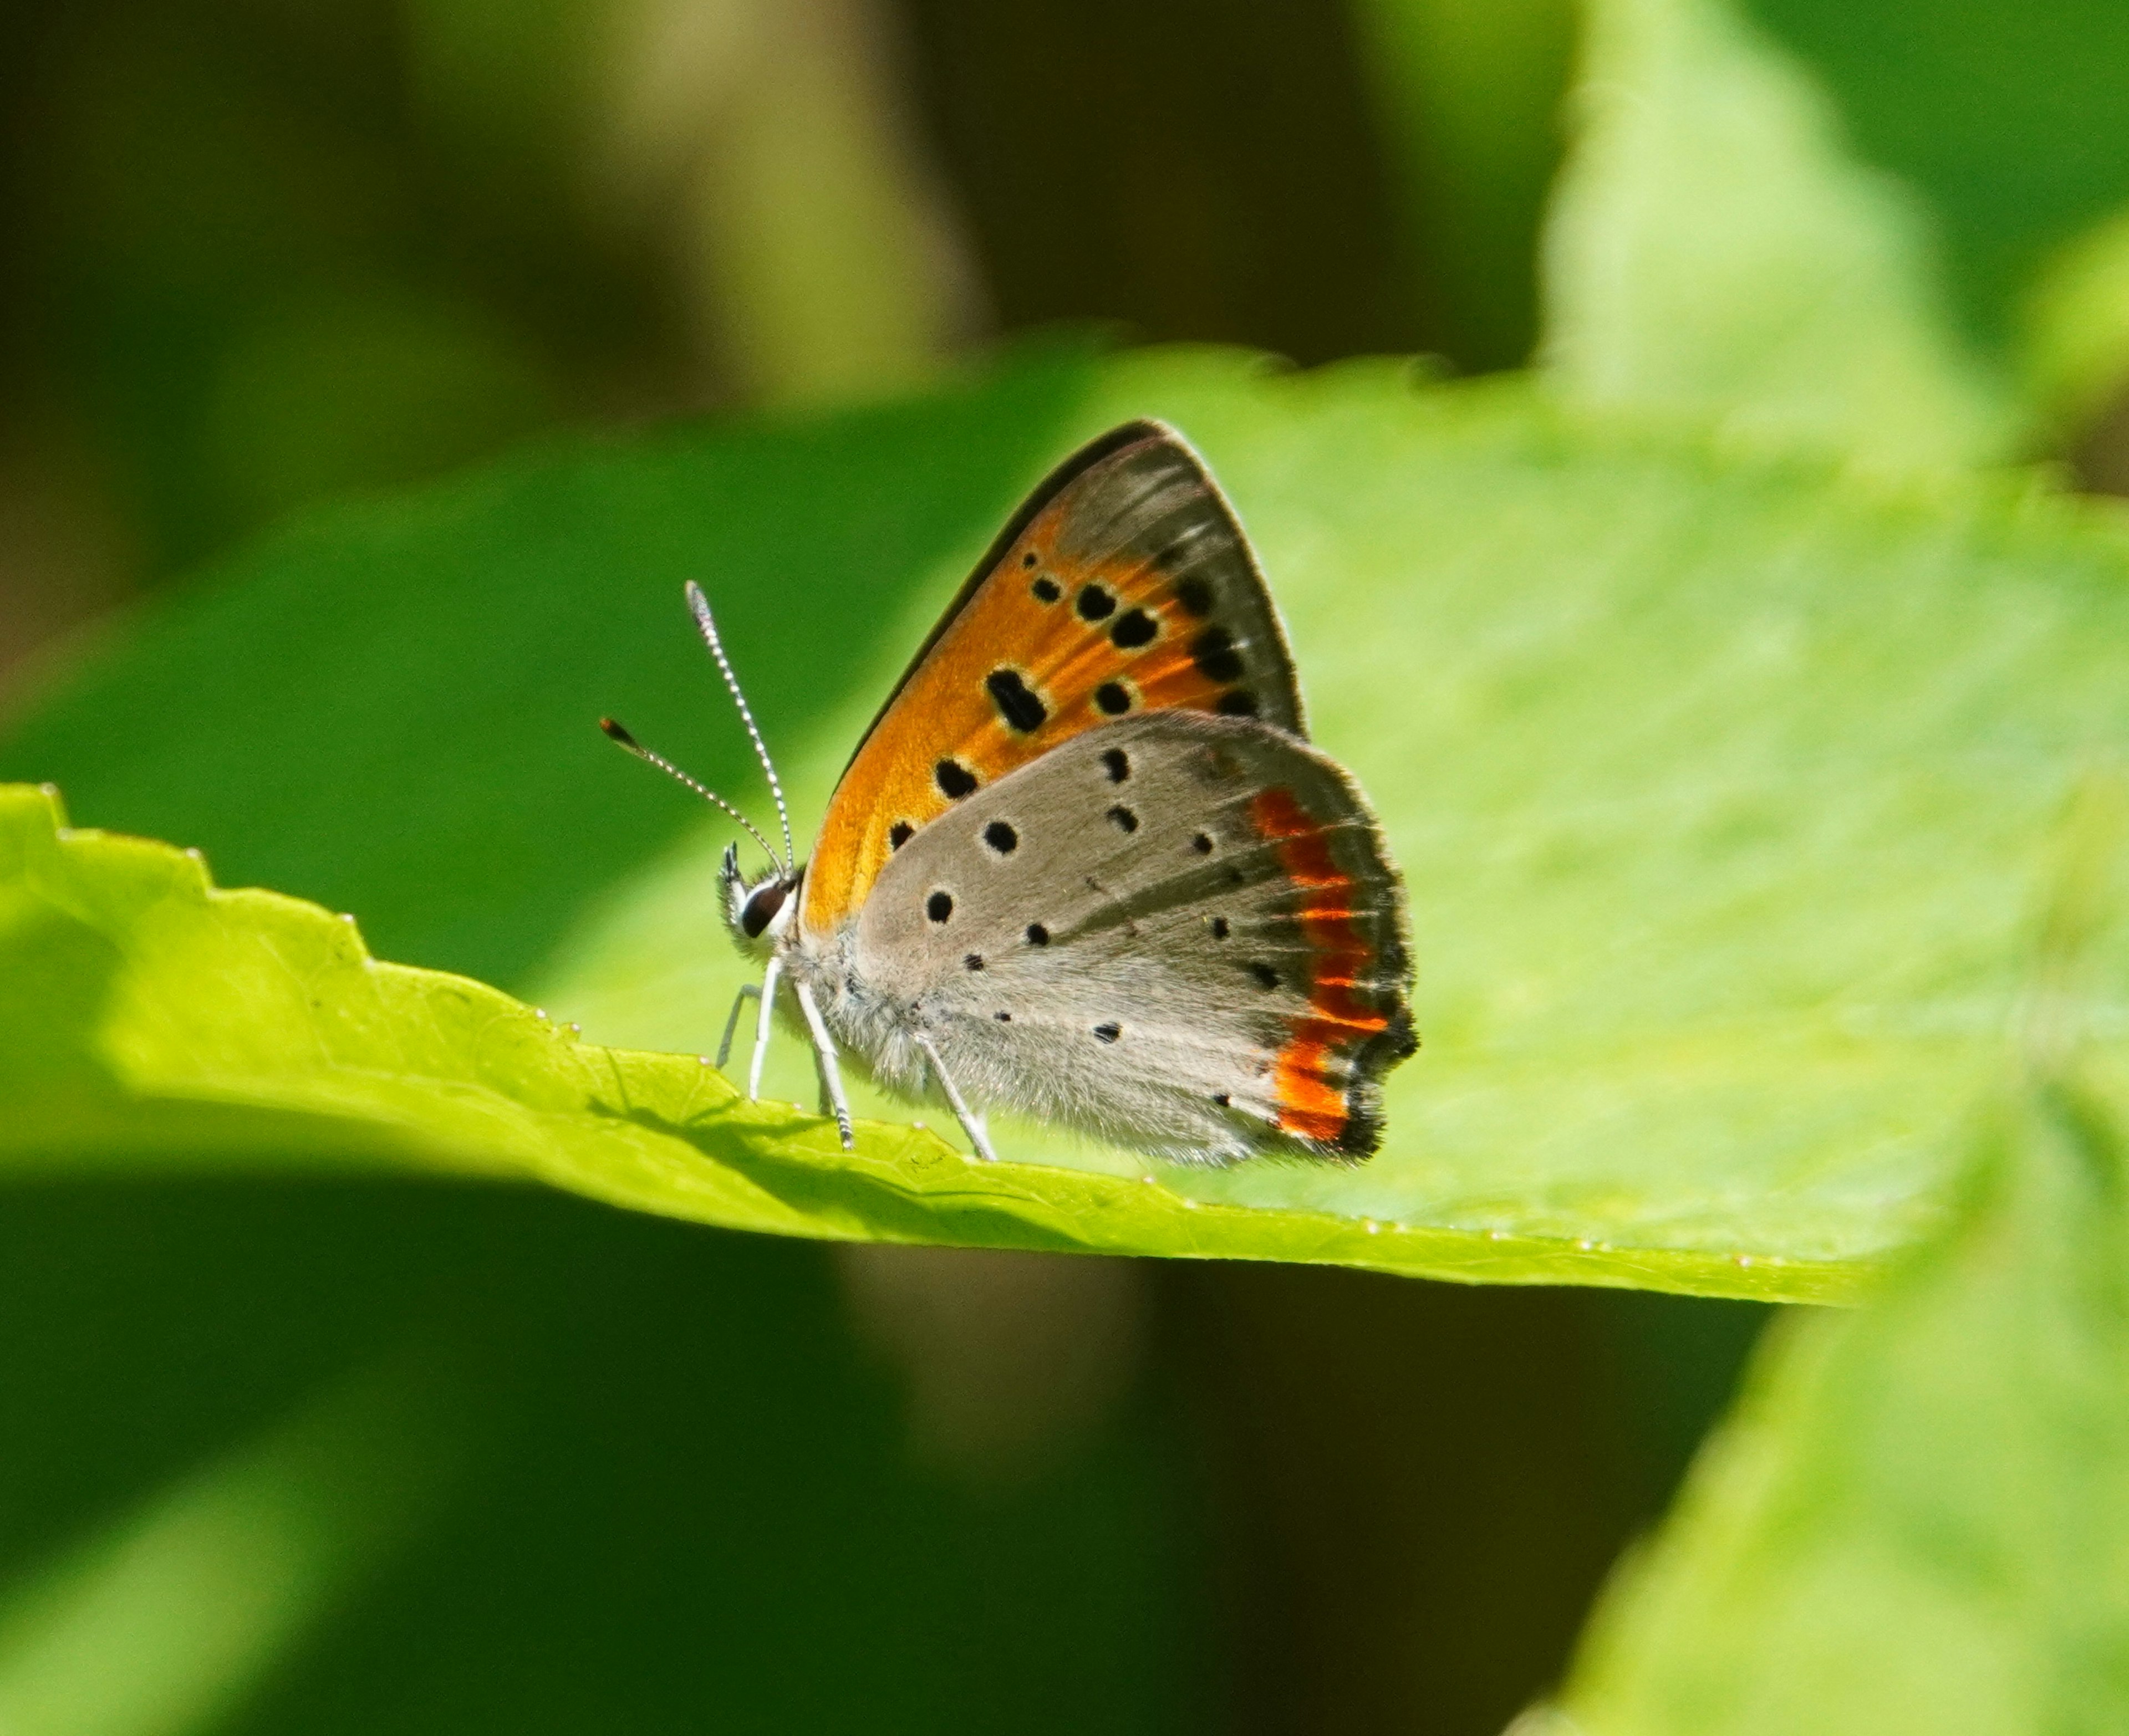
[1541,0,2005,473]
[8,345,2129,1300]
[1558,1069,2129,1732]
[0,780,1829,1296]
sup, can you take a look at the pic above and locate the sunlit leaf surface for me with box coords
[7,345,2129,1300]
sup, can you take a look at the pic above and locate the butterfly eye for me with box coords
[740,880,788,939]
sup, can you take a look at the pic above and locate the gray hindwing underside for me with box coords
[827,711,1412,1163]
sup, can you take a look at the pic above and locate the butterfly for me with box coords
[602,421,1415,1165]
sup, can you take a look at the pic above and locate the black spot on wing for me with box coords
[1025,923,1050,946]
[926,890,954,923]
[1250,962,1280,989]
[1210,916,1230,939]
[889,820,914,849]
[1107,805,1138,834]
[1173,574,1214,616]
[964,953,984,971]
[1076,584,1116,621]
[1191,625,1244,683]
[1093,1022,1120,1043]
[1215,688,1259,717]
[1191,833,1213,854]
[986,668,1047,732]
[1109,608,1158,649]
[935,758,977,799]
[983,819,1018,854]
[1031,575,1061,603]
[1101,747,1129,783]
[1094,681,1132,716]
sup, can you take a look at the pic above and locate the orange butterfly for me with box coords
[605,422,1415,1163]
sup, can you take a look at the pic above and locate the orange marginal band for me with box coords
[1248,787,1392,1147]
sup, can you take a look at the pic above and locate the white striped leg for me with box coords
[748,954,782,1101]
[792,978,854,1150]
[915,1034,999,1163]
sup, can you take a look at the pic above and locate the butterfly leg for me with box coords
[747,954,783,1101]
[792,978,855,1150]
[715,983,760,1071]
[914,1034,1000,1163]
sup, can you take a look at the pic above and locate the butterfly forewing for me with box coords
[800,422,1305,938]
[842,712,1414,1163]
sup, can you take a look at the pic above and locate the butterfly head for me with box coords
[604,581,805,958]
[721,841,801,955]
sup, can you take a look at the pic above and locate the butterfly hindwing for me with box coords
[800,422,1305,938]
[842,711,1414,1163]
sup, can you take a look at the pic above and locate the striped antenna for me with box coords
[685,582,795,872]
[599,718,784,870]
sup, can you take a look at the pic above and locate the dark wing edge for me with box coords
[837,420,1306,781]
[837,421,1165,778]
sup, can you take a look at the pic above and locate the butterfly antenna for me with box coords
[599,718,785,869]
[685,582,795,871]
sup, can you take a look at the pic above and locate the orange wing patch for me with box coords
[1249,787,1415,1158]
[802,424,1303,937]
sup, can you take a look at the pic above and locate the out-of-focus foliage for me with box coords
[1542,0,2002,472]
[1565,1071,2129,1733]
[1351,0,1577,369]
[0,1365,455,1736]
[1750,0,2129,351]
[0,1176,1201,1734]
[2021,208,2129,451]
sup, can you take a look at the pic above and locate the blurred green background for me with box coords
[4,1,2128,1732]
